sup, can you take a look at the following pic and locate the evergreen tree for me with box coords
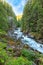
[0,1,17,31]
[21,0,43,39]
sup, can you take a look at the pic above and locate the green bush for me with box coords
[21,49,38,61]
[5,57,33,65]
[7,48,13,52]
[0,48,9,65]
[0,42,7,49]
[0,49,8,60]
[0,29,7,34]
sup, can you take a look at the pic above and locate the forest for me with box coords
[21,0,43,43]
[0,0,43,65]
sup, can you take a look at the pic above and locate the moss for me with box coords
[5,57,33,65]
[7,48,13,52]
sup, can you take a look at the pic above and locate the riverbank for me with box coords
[0,28,43,65]
[0,38,43,65]
[6,28,43,53]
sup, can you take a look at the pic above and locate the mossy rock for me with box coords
[23,44,29,49]
[7,48,13,52]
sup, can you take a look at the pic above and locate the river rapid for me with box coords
[8,28,43,53]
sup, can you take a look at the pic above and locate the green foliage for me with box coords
[5,57,33,65]
[21,0,43,39]
[16,21,21,27]
[0,42,11,65]
[0,48,9,65]
[7,48,13,52]
[0,42,43,65]
[21,49,38,61]
[0,42,7,49]
[0,1,17,31]
[0,29,7,35]
[0,49,8,60]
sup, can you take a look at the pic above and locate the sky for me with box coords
[6,0,26,15]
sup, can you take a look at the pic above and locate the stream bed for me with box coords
[8,28,43,53]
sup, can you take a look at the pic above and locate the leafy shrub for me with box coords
[0,49,8,60]
[0,48,9,65]
[7,48,13,52]
[0,29,7,34]
[5,57,33,65]
[21,49,38,61]
[0,42,7,49]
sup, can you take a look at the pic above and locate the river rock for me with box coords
[32,62,36,65]
[34,59,40,65]
[23,44,30,49]
[14,51,21,57]
[28,33,35,39]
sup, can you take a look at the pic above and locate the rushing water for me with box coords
[8,28,43,53]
